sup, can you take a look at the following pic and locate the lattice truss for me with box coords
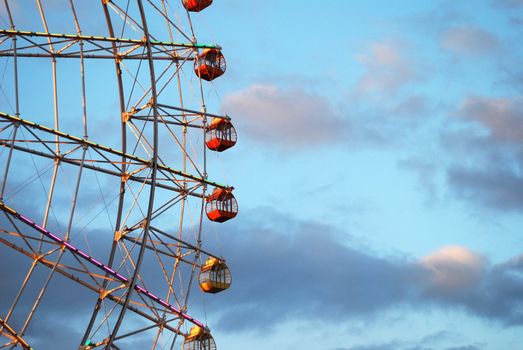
[0,1,236,349]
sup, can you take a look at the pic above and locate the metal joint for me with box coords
[121,111,131,123]
[121,171,131,182]
[147,97,155,108]
[99,288,110,300]
[32,254,44,264]
[114,227,128,241]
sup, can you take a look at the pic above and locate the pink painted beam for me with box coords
[0,201,204,328]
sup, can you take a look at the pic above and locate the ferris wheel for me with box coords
[0,0,238,349]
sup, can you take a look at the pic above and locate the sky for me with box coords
[1,1,523,350]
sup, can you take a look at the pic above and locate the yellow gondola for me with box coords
[199,257,232,293]
[182,326,216,350]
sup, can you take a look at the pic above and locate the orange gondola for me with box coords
[183,326,216,350]
[206,188,237,223]
[182,0,213,12]
[206,118,237,152]
[199,257,232,294]
[194,49,226,81]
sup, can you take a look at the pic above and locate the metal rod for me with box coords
[80,1,131,342]
[0,140,205,197]
[0,29,220,49]
[0,125,18,200]
[106,1,160,344]
[0,318,31,350]
[157,103,231,120]
[0,236,185,337]
[0,112,230,189]
[0,52,190,60]
[0,201,204,328]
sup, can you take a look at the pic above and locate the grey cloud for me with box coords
[213,213,418,332]
[441,96,523,210]
[211,210,523,333]
[390,96,430,118]
[494,0,523,8]
[341,342,401,350]
[447,164,523,211]
[2,206,522,347]
[345,346,483,350]
[334,332,483,350]
[440,27,499,56]
[457,96,523,145]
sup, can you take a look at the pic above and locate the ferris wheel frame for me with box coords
[0,1,236,349]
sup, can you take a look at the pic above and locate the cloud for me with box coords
[221,39,433,151]
[221,84,347,149]
[2,206,523,348]
[343,345,484,350]
[390,95,430,118]
[341,345,483,350]
[440,27,499,56]
[354,40,418,96]
[457,96,523,145]
[447,164,523,210]
[420,246,486,295]
[214,210,418,332]
[211,209,523,334]
[340,342,401,350]
[494,0,523,8]
[442,96,523,210]
[220,81,433,152]
[334,330,483,350]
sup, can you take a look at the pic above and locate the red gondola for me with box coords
[194,49,226,81]
[206,118,237,152]
[206,188,237,223]
[182,0,213,12]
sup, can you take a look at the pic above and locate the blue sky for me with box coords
[202,1,523,349]
[1,1,523,350]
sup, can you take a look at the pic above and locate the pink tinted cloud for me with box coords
[420,246,486,293]
[354,40,418,96]
[221,84,346,149]
[458,96,523,145]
